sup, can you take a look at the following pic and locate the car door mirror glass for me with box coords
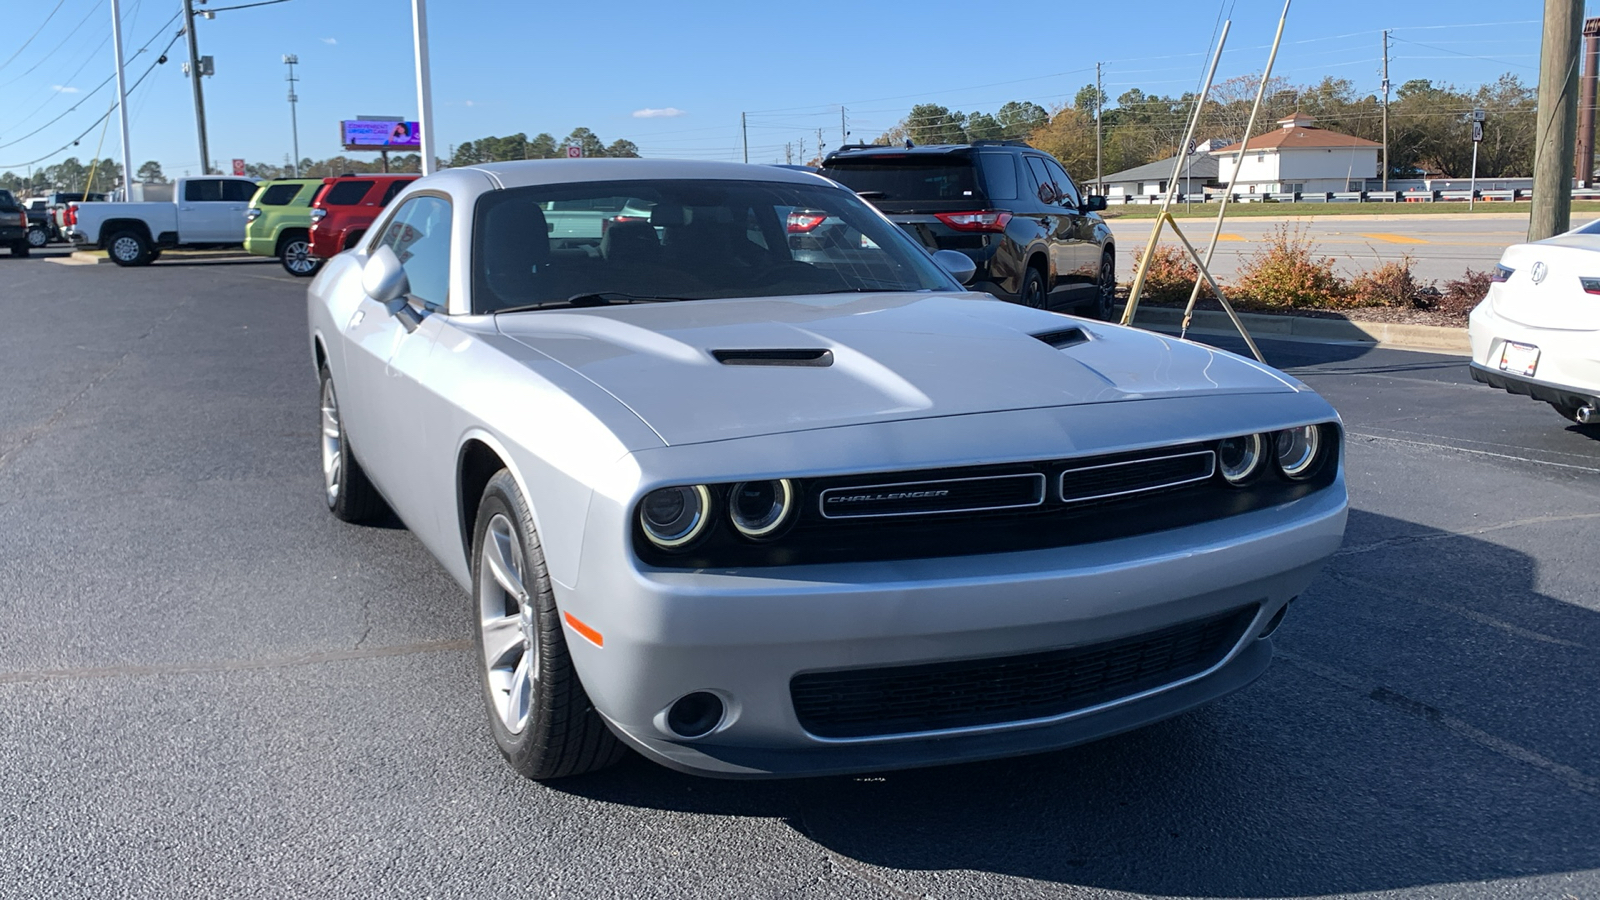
[933,249,978,285]
[1085,195,1108,212]
[362,245,411,307]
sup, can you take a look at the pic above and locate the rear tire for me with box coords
[107,230,152,266]
[318,364,388,523]
[1020,267,1047,309]
[26,226,48,248]
[279,232,322,277]
[471,470,626,781]
[1094,251,1117,320]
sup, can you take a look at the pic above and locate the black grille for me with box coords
[791,606,1256,739]
[821,473,1045,518]
[1060,451,1215,503]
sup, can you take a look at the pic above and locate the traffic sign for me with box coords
[1471,122,1484,143]
[232,158,246,176]
[1472,108,1486,122]
[566,145,583,158]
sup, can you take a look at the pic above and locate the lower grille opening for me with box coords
[791,606,1256,739]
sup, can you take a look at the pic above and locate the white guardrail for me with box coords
[1106,189,1600,205]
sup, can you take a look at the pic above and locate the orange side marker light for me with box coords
[563,611,604,647]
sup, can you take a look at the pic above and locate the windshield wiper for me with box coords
[493,292,693,313]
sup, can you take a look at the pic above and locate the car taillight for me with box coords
[933,210,1012,233]
[1491,264,1514,282]
[310,208,326,221]
[65,205,77,226]
[786,210,829,233]
[1580,277,1600,295]
[245,208,261,222]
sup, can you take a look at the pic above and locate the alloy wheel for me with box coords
[319,378,342,507]
[26,228,47,248]
[479,513,538,735]
[111,235,141,263]
[1098,256,1117,319]
[283,240,317,275]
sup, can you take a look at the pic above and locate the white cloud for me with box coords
[464,100,476,107]
[52,85,79,93]
[320,37,337,45]
[632,107,685,119]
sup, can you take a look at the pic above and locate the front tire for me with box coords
[471,470,625,780]
[1094,251,1117,320]
[279,232,322,277]
[318,364,387,523]
[107,230,152,266]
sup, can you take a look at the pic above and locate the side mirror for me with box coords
[933,249,978,285]
[362,245,411,306]
[1085,195,1108,212]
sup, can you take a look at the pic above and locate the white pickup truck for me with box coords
[65,176,258,266]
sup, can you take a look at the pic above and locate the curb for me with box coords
[1132,306,1471,355]
[46,249,258,267]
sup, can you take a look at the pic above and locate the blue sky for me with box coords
[0,0,1582,177]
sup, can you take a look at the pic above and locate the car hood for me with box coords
[495,293,1300,446]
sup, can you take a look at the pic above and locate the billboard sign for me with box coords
[341,120,422,150]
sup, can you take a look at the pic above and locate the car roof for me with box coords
[822,141,1035,163]
[463,158,833,191]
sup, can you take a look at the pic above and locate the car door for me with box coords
[1042,157,1100,293]
[180,178,254,242]
[338,193,454,531]
[1022,156,1074,304]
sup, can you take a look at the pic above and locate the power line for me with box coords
[0,0,72,73]
[0,0,106,89]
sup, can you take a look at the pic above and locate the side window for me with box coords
[323,180,373,205]
[978,154,1019,201]
[376,195,452,310]
[257,183,301,206]
[379,179,410,206]
[222,180,258,202]
[1024,157,1058,205]
[1043,159,1081,208]
[184,179,225,202]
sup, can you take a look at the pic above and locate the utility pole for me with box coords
[182,0,210,174]
[1531,0,1584,241]
[742,112,748,163]
[840,106,847,145]
[109,0,134,197]
[1095,62,1104,194]
[412,0,437,175]
[816,128,825,163]
[1381,30,1390,192]
[283,55,301,177]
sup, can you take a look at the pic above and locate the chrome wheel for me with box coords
[282,239,319,275]
[110,235,142,262]
[26,227,47,248]
[319,377,342,507]
[479,513,537,735]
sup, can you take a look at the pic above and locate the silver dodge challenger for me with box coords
[307,159,1348,780]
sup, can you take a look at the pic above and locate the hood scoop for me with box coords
[1032,327,1088,349]
[711,348,834,367]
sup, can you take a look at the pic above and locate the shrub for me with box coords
[1346,256,1422,308]
[1439,268,1492,318]
[1136,244,1213,304]
[1230,223,1346,309]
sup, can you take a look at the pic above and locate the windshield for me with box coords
[471,178,959,313]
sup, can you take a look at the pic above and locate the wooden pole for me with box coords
[1530,0,1584,241]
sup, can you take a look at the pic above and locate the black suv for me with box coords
[819,141,1115,318]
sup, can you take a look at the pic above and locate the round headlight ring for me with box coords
[1275,426,1323,480]
[728,478,795,539]
[1217,433,1266,486]
[640,484,712,549]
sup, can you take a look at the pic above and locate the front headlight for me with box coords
[639,485,711,549]
[728,479,795,539]
[1217,433,1266,486]
[1275,426,1324,479]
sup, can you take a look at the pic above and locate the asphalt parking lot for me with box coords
[2,252,1596,899]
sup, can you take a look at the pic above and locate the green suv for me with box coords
[245,178,324,276]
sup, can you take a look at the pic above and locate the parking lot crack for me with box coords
[1278,651,1600,798]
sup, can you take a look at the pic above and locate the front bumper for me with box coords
[563,475,1347,778]
[1468,302,1600,409]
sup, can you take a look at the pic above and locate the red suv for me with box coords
[307,174,418,260]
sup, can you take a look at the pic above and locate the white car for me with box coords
[308,159,1348,780]
[1469,223,1600,425]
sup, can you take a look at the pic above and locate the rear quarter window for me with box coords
[323,181,374,205]
[378,179,413,206]
[978,154,1019,201]
[256,183,302,206]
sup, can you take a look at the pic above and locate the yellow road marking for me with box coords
[1360,232,1429,244]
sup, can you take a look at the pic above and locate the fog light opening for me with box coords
[666,691,725,739]
[1259,601,1291,639]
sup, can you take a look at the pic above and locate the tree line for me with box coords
[0,125,640,194]
[875,73,1539,182]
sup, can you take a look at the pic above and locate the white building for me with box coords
[1096,141,1225,200]
[1209,113,1382,195]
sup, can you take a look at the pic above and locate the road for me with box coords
[2,251,1597,899]
[1107,213,1530,287]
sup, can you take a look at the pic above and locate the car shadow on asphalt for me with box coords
[553,508,1600,896]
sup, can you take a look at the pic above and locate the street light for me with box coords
[284,54,300,176]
